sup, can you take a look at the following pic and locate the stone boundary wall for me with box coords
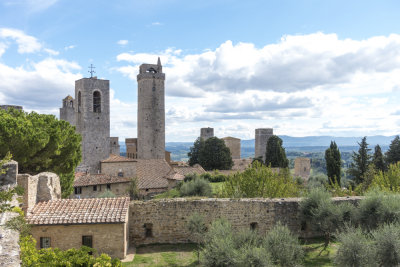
[129,197,362,246]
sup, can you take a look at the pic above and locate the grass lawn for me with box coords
[122,243,199,267]
[123,239,337,267]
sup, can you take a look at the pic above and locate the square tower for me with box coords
[59,95,75,126]
[75,77,110,173]
[137,58,165,159]
[255,128,273,162]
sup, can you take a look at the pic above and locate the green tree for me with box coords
[0,109,81,197]
[348,137,372,185]
[188,137,205,166]
[186,213,207,262]
[198,137,233,171]
[265,135,288,168]
[386,135,400,166]
[325,141,341,185]
[373,145,386,173]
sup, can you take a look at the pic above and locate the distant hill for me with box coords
[119,135,397,161]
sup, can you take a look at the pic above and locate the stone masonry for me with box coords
[129,197,361,246]
[75,77,110,173]
[200,127,214,141]
[125,138,138,159]
[109,137,120,155]
[59,95,75,126]
[294,157,311,180]
[137,58,165,160]
[255,128,273,162]
[222,136,241,159]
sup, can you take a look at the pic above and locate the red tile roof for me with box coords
[26,197,129,225]
[74,173,131,187]
[101,154,136,163]
[173,164,206,176]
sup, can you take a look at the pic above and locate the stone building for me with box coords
[101,154,137,178]
[27,197,130,259]
[294,157,311,180]
[59,77,111,174]
[0,105,23,111]
[255,128,273,162]
[137,58,165,159]
[109,137,120,155]
[125,138,138,159]
[222,136,241,159]
[59,95,75,126]
[73,173,131,198]
[200,127,214,141]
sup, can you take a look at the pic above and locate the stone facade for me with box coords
[222,136,241,159]
[101,161,137,178]
[0,105,23,111]
[0,160,18,187]
[200,127,214,141]
[75,77,110,173]
[74,182,130,199]
[255,128,273,162]
[137,58,165,160]
[30,222,128,259]
[125,138,138,159]
[109,137,121,155]
[294,157,311,180]
[59,95,75,126]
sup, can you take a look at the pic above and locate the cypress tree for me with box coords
[325,141,341,185]
[348,137,372,184]
[373,145,385,172]
[386,135,400,166]
[265,135,289,168]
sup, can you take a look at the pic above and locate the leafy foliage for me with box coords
[20,235,121,267]
[220,162,301,198]
[347,136,372,185]
[265,135,289,168]
[0,109,81,197]
[128,177,139,199]
[186,213,207,262]
[386,135,400,166]
[325,141,341,185]
[187,137,204,166]
[179,176,213,197]
[372,223,400,267]
[370,162,400,192]
[373,144,385,173]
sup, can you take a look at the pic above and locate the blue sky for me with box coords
[1,0,400,141]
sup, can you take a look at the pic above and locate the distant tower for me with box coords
[125,138,138,159]
[222,137,241,159]
[75,77,110,173]
[255,128,273,162]
[137,58,165,159]
[109,137,120,155]
[200,128,214,141]
[59,95,75,126]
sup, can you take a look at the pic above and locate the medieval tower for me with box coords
[75,77,110,173]
[137,58,165,159]
[255,128,273,162]
[200,127,214,141]
[59,95,75,126]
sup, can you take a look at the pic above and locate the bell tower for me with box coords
[137,58,165,159]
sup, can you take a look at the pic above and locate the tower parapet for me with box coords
[200,127,214,141]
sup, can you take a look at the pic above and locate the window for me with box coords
[40,237,51,248]
[74,187,82,194]
[107,184,111,190]
[250,222,258,231]
[93,185,97,191]
[78,91,81,113]
[93,91,101,113]
[82,235,93,248]
[118,172,123,177]
[144,223,153,238]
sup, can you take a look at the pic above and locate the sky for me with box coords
[1,0,400,142]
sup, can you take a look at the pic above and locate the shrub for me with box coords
[180,177,212,197]
[370,162,400,192]
[220,162,300,198]
[264,223,303,267]
[233,246,271,267]
[337,201,358,227]
[334,227,376,267]
[372,223,400,267]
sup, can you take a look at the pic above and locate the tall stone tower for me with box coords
[59,95,75,126]
[137,58,165,159]
[200,127,214,141]
[255,128,273,162]
[75,77,110,173]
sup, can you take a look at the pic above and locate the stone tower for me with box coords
[109,137,120,155]
[59,95,75,126]
[255,128,273,162]
[200,127,214,141]
[75,77,110,173]
[137,58,165,159]
[222,136,241,159]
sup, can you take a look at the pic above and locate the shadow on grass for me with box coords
[301,237,337,267]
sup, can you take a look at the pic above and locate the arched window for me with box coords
[78,91,81,112]
[93,91,101,113]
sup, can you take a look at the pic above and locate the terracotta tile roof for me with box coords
[74,173,131,187]
[137,159,177,189]
[101,154,137,163]
[26,197,129,225]
[173,164,206,176]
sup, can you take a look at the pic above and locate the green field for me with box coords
[122,239,337,267]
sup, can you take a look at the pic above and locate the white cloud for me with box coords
[151,22,162,26]
[117,40,128,46]
[0,28,42,54]
[64,45,76,50]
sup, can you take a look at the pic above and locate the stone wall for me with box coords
[200,128,214,141]
[129,197,362,246]
[30,223,127,259]
[101,161,137,178]
[109,137,120,155]
[75,182,130,199]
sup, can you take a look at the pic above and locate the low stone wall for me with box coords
[129,197,362,246]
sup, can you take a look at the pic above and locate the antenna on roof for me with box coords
[88,64,96,78]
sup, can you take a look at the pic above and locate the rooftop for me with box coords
[101,154,137,163]
[26,197,129,225]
